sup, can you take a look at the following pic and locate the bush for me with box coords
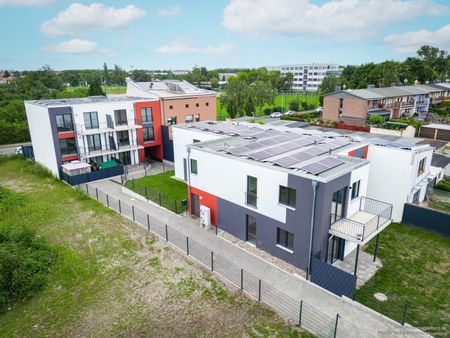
[0,189,57,313]
[435,180,450,192]
[368,115,385,126]
[288,99,300,112]
[263,107,272,115]
[442,100,450,107]
[300,101,308,111]
[273,106,282,112]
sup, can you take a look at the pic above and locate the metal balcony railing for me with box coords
[76,118,141,134]
[329,197,392,243]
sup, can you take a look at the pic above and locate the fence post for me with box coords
[147,214,150,231]
[334,314,339,338]
[95,188,98,200]
[402,302,408,326]
[165,224,168,241]
[240,269,244,290]
[159,193,162,206]
[215,225,218,235]
[258,279,262,301]
[86,184,89,194]
[298,300,303,326]
[106,194,109,207]
[119,199,122,214]
[186,237,189,255]
[132,205,135,222]
[211,251,214,271]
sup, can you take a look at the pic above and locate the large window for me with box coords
[59,138,77,156]
[246,176,257,207]
[417,158,426,176]
[246,215,256,245]
[114,109,127,125]
[190,159,198,174]
[185,114,193,123]
[351,180,360,200]
[117,131,129,147]
[195,113,200,122]
[141,107,153,123]
[83,112,98,129]
[55,114,73,132]
[87,134,102,151]
[277,228,294,251]
[279,186,296,208]
[143,126,154,142]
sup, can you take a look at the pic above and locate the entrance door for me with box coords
[331,187,347,223]
[328,235,345,263]
[191,193,200,217]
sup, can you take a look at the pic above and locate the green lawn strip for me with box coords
[355,223,450,332]
[0,158,312,337]
[217,93,320,120]
[124,170,188,213]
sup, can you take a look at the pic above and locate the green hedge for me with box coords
[435,179,450,192]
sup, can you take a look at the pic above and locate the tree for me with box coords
[252,80,276,114]
[88,79,105,96]
[319,76,346,105]
[417,45,448,80]
[368,115,385,126]
[102,63,109,85]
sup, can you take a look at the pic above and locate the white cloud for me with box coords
[40,3,146,36]
[0,0,53,5]
[157,5,181,17]
[384,24,450,53]
[156,39,235,54]
[222,0,449,40]
[42,39,111,55]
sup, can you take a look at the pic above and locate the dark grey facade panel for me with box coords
[48,106,74,167]
[216,172,351,271]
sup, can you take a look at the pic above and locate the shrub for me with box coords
[300,101,308,111]
[435,180,450,192]
[263,107,272,115]
[368,115,385,126]
[272,106,282,112]
[288,99,300,112]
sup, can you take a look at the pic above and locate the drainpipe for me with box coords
[308,180,319,279]
[186,147,192,213]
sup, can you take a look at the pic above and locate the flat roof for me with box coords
[422,124,450,131]
[127,78,216,98]
[431,153,450,168]
[25,95,153,107]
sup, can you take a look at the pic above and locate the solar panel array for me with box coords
[187,122,352,176]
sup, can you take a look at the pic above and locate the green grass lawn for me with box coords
[124,170,188,213]
[0,157,311,337]
[216,93,320,120]
[355,223,450,333]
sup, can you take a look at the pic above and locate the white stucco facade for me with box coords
[24,102,59,176]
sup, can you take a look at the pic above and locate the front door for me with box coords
[119,151,131,165]
[328,235,345,263]
[191,193,200,217]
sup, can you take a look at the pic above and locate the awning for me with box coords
[100,160,118,169]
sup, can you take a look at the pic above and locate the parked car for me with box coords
[284,110,296,116]
[15,147,22,155]
[270,112,282,118]
[314,106,323,113]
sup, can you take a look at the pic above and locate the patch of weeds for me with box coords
[250,321,308,338]
[74,189,90,201]
[174,267,184,273]
[203,276,229,301]
[174,276,200,298]
[149,256,160,267]
[0,187,26,213]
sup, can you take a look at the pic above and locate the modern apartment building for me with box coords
[126,78,217,162]
[25,96,162,177]
[267,63,340,91]
[173,122,396,271]
[323,85,449,125]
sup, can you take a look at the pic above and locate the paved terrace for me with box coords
[84,178,428,338]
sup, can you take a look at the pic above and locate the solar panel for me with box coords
[298,157,345,175]
[305,146,328,156]
[247,150,274,160]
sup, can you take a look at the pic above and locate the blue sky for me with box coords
[1,0,449,71]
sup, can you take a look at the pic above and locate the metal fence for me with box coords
[77,182,374,338]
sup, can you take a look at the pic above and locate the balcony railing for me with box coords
[76,118,141,134]
[329,197,392,244]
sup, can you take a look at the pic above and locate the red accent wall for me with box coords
[61,154,78,162]
[134,100,163,162]
[363,146,369,159]
[58,131,76,139]
[189,186,218,226]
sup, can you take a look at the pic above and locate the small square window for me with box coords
[196,103,199,107]
[169,105,173,109]
[279,186,296,208]
[205,102,209,107]
[277,228,294,251]
[185,104,189,108]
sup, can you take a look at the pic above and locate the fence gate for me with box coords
[311,256,356,299]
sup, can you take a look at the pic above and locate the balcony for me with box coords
[76,118,142,135]
[329,197,392,245]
